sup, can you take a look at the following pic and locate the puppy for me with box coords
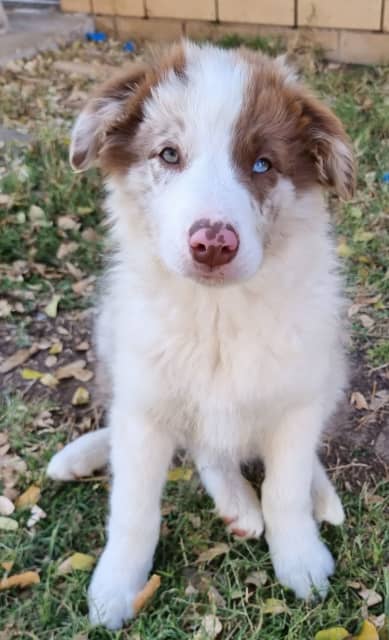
[48,41,355,630]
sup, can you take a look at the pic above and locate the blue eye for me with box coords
[253,158,272,174]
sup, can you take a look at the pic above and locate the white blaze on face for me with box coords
[129,43,265,282]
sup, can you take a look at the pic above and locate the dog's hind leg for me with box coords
[195,452,264,539]
[47,428,110,481]
[312,456,345,526]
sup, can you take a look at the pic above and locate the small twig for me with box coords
[369,361,389,373]
[76,474,109,483]
[328,462,369,472]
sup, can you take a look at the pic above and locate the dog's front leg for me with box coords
[88,404,174,630]
[262,405,335,600]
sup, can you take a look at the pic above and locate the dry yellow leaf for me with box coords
[0,571,40,591]
[16,485,41,509]
[49,342,63,355]
[196,543,230,564]
[133,574,161,614]
[70,553,95,571]
[58,552,95,574]
[353,620,379,640]
[1,561,14,572]
[44,294,61,318]
[315,628,350,640]
[21,368,43,380]
[40,373,58,388]
[167,467,193,482]
[0,516,18,531]
[72,387,90,406]
[337,242,353,258]
[262,598,290,615]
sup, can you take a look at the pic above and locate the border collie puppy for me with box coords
[48,41,355,630]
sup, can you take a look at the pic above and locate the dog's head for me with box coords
[70,41,355,285]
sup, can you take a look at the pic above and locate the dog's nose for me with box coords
[189,220,239,268]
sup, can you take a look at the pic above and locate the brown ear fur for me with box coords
[69,43,186,173]
[300,94,356,199]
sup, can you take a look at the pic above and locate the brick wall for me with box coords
[61,0,389,64]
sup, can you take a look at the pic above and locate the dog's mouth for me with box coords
[188,264,233,286]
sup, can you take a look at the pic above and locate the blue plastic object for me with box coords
[123,40,136,52]
[382,172,389,184]
[86,31,107,42]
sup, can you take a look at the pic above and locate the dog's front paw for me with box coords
[224,503,264,539]
[269,532,335,599]
[88,553,139,630]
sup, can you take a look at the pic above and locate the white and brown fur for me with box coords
[47,41,355,630]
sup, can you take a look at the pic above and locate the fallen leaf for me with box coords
[56,360,86,380]
[315,628,350,640]
[133,574,161,614]
[0,347,36,374]
[28,205,46,226]
[348,580,363,589]
[58,552,95,574]
[0,194,11,206]
[196,543,230,564]
[57,215,79,231]
[27,505,47,528]
[351,391,369,410]
[0,516,18,531]
[167,467,193,482]
[72,276,96,295]
[0,496,15,516]
[262,598,290,615]
[66,261,84,280]
[44,294,61,318]
[1,561,14,572]
[0,299,11,318]
[21,368,42,380]
[82,228,98,242]
[0,571,40,591]
[360,314,374,329]
[56,241,78,260]
[358,588,382,607]
[16,485,41,509]
[207,585,226,607]
[75,341,90,351]
[40,373,58,388]
[70,553,95,571]
[354,230,374,243]
[245,570,268,588]
[49,342,63,355]
[44,355,57,368]
[0,454,27,498]
[337,242,353,258]
[194,614,223,639]
[72,387,90,406]
[353,620,379,640]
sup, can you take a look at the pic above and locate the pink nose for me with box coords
[189,220,239,268]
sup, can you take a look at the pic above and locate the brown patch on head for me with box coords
[232,53,355,203]
[69,43,187,174]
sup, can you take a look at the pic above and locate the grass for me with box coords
[0,38,388,640]
[1,398,388,640]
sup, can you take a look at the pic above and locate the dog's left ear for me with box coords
[301,94,356,199]
[69,61,150,172]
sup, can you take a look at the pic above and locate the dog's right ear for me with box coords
[69,62,150,172]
